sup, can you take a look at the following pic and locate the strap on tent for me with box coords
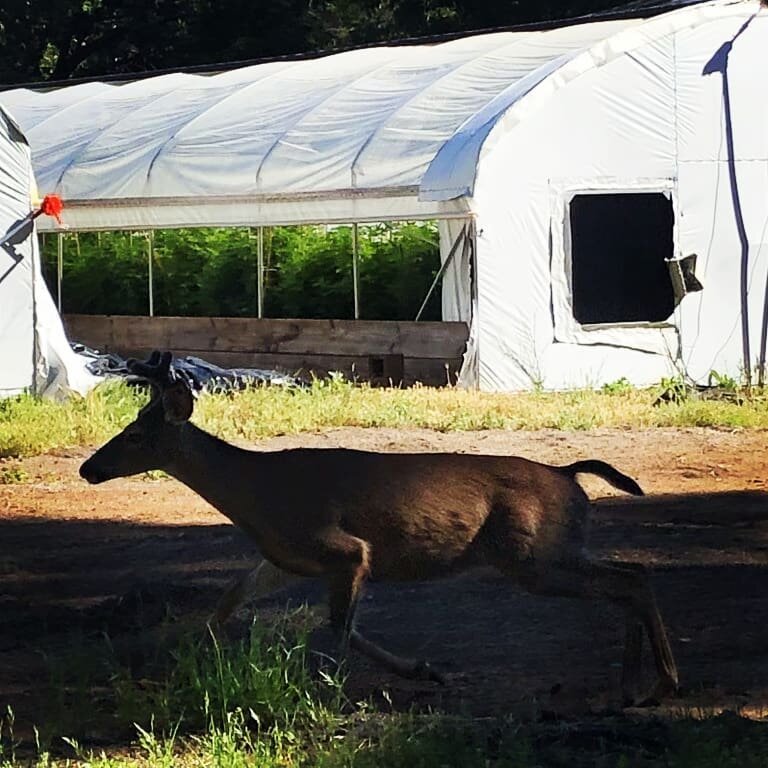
[414,224,467,321]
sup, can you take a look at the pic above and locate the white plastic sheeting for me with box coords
[470,0,768,390]
[0,107,96,398]
[0,18,635,230]
[2,0,766,392]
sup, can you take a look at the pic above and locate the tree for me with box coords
[0,0,310,84]
[1,0,640,85]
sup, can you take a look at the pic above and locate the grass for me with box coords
[0,464,29,484]
[1,610,766,768]
[1,377,768,459]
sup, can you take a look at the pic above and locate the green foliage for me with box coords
[317,714,533,768]
[708,369,740,392]
[0,464,29,484]
[656,374,691,404]
[1,0,635,84]
[0,379,146,459]
[40,223,441,321]
[110,611,342,736]
[601,377,634,395]
[665,716,768,768]
[4,611,768,767]
[42,232,151,315]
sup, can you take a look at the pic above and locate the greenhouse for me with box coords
[2,0,766,390]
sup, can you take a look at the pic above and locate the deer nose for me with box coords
[79,459,109,485]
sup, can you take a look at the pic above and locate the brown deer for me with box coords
[80,351,678,705]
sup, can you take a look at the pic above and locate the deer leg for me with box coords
[328,570,367,656]
[328,571,444,683]
[521,559,678,706]
[621,617,644,706]
[348,629,446,684]
[320,530,371,657]
[210,559,302,627]
[324,533,444,684]
[588,561,646,705]
[589,561,678,705]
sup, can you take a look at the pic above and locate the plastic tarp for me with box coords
[0,107,97,398]
[0,19,636,231]
[3,0,765,393]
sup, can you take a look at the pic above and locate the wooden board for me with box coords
[65,315,468,359]
[64,315,468,386]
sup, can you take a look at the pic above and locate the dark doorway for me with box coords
[569,192,675,325]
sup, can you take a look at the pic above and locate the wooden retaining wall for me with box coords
[64,315,469,386]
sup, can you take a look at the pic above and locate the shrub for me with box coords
[40,223,442,321]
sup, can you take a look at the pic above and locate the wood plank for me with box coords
[64,315,469,359]
[64,315,467,386]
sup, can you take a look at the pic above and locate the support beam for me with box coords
[56,233,64,313]
[147,231,154,317]
[352,223,360,319]
[257,226,264,319]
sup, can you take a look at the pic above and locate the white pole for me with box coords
[57,233,63,313]
[352,223,360,320]
[257,226,264,319]
[147,231,154,317]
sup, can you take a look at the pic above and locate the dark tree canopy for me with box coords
[0,0,655,85]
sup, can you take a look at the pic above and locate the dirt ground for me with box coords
[1,426,768,739]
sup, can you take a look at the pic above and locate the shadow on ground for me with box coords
[0,489,766,741]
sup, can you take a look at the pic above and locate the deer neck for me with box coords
[165,422,260,525]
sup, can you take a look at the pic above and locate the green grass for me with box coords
[2,620,767,768]
[2,378,768,460]
[2,606,766,768]
[0,464,29,484]
[1,601,766,767]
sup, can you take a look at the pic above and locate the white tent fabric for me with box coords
[0,107,96,398]
[0,18,636,230]
[469,0,768,390]
[2,0,766,392]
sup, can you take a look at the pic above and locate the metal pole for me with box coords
[147,231,154,317]
[352,223,360,319]
[56,233,63,313]
[257,226,264,318]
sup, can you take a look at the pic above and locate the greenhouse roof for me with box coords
[0,1,743,229]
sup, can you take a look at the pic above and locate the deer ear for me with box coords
[162,381,194,424]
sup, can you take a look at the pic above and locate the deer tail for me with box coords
[559,460,644,496]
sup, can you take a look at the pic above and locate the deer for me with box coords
[79,351,679,706]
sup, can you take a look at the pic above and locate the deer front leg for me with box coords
[325,533,444,684]
[210,559,302,627]
[348,629,446,684]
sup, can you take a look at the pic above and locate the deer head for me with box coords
[80,351,194,484]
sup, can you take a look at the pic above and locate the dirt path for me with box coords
[1,427,767,735]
